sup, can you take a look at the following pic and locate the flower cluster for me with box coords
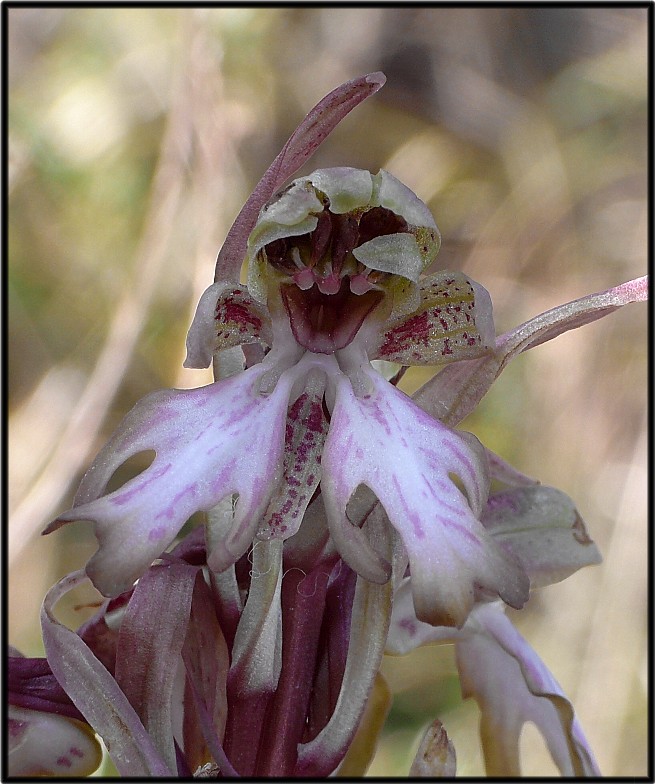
[8,73,647,778]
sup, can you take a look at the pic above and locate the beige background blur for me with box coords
[7,7,648,777]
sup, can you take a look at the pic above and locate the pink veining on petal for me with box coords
[49,364,294,597]
[321,366,529,627]
[110,464,172,507]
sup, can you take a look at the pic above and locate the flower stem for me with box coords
[254,566,330,776]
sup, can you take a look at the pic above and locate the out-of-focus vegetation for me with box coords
[8,7,647,777]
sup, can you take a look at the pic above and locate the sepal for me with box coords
[374,272,495,365]
[8,705,102,778]
[414,275,648,428]
[481,485,602,588]
[185,283,272,369]
[409,718,457,777]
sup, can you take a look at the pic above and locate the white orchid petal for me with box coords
[8,705,102,778]
[214,73,386,283]
[307,168,374,214]
[46,364,293,597]
[373,169,439,230]
[352,233,424,282]
[322,367,529,627]
[457,603,601,777]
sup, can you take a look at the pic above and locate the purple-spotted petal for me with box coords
[45,363,293,597]
[456,603,600,776]
[258,372,328,540]
[8,705,103,778]
[321,366,529,627]
[374,272,495,365]
[184,282,272,369]
[414,276,648,427]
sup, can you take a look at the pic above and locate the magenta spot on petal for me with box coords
[154,484,197,521]
[149,525,167,541]
[57,757,72,768]
[398,618,417,635]
[69,747,84,758]
[210,459,237,491]
[8,718,27,738]
[486,492,521,514]
[192,421,213,442]
[287,394,308,422]
[409,511,424,539]
[306,401,326,433]
[443,440,475,480]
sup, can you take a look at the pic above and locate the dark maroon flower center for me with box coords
[264,205,407,352]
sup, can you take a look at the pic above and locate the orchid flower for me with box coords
[11,72,645,778]
[386,481,604,777]
[44,113,530,629]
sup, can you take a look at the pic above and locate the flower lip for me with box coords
[281,280,384,354]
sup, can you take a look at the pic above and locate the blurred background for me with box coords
[7,7,648,777]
